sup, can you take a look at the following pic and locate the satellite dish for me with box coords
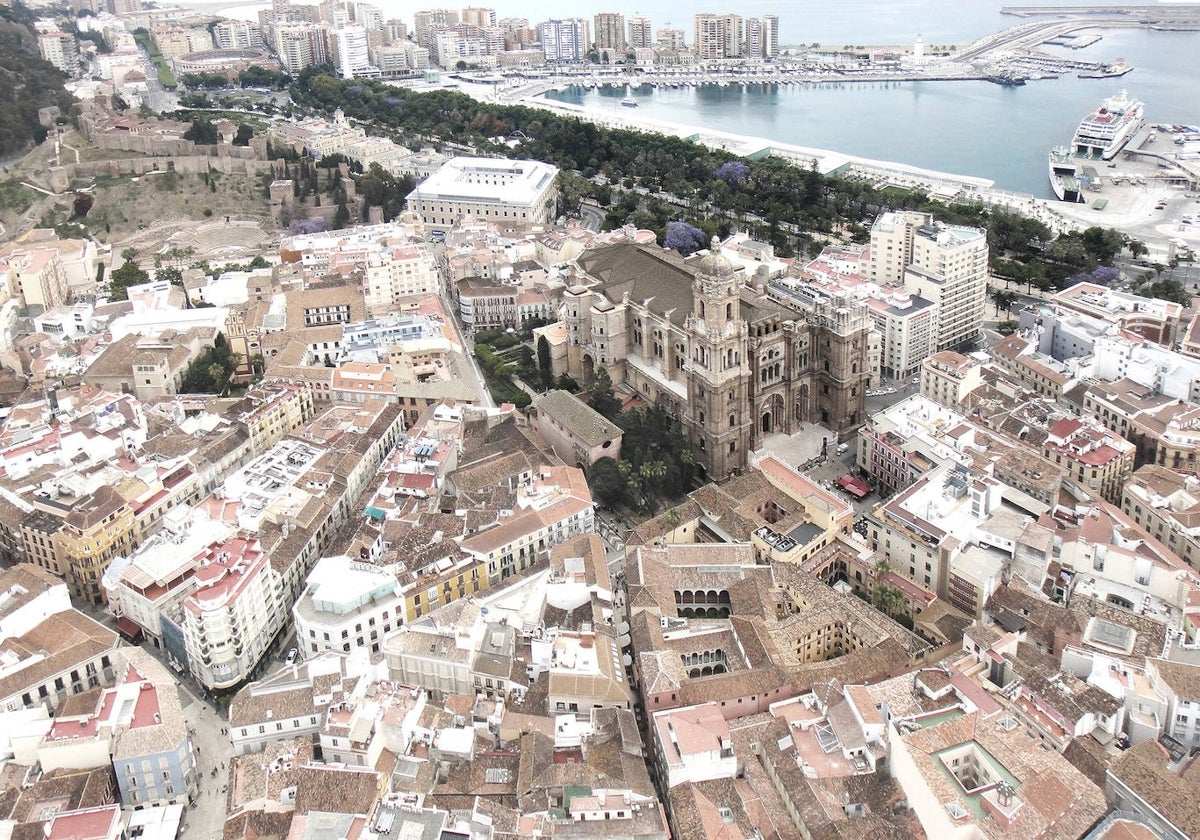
[622,653,633,667]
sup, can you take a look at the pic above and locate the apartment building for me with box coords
[38,31,79,74]
[178,534,284,691]
[540,18,588,62]
[1122,465,1200,570]
[0,564,121,713]
[868,288,937,381]
[593,12,626,52]
[627,14,653,49]
[1041,416,1135,504]
[920,350,984,409]
[900,222,989,351]
[651,703,736,789]
[292,554,403,658]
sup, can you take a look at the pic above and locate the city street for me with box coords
[178,683,233,840]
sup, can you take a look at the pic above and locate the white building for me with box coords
[902,222,989,351]
[178,534,284,691]
[363,244,441,307]
[540,18,587,63]
[227,651,363,756]
[867,287,937,381]
[336,23,374,78]
[293,554,404,659]
[627,15,653,50]
[1147,658,1200,748]
[651,702,736,789]
[870,212,988,352]
[214,20,262,49]
[103,507,233,656]
[39,31,79,74]
[405,157,559,232]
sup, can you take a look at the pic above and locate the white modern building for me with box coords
[103,507,234,657]
[870,212,988,352]
[178,534,284,691]
[902,222,988,351]
[214,20,262,49]
[405,157,559,232]
[540,18,588,63]
[627,15,653,49]
[651,702,736,789]
[867,287,937,381]
[336,23,375,78]
[363,245,441,307]
[293,554,404,659]
[39,31,79,74]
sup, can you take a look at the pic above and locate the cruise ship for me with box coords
[1047,146,1086,203]
[1072,90,1145,160]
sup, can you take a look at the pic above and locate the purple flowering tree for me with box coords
[663,221,707,256]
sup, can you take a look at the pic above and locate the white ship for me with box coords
[1047,146,1086,203]
[1072,90,1144,160]
[620,96,639,108]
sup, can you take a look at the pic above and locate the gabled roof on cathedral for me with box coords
[576,243,697,326]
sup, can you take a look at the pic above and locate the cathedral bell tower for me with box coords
[686,238,751,479]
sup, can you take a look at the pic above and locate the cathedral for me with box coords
[562,241,871,480]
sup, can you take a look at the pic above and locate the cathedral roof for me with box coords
[576,243,697,327]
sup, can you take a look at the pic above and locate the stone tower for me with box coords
[685,240,752,479]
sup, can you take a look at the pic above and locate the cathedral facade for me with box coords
[562,242,871,480]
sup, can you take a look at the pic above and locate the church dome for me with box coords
[695,237,734,277]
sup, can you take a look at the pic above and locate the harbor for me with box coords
[437,6,1200,105]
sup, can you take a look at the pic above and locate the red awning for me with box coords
[115,616,143,641]
[837,475,870,498]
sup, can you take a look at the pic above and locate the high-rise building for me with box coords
[108,0,142,16]
[593,12,626,52]
[38,31,79,75]
[656,27,685,51]
[745,16,779,59]
[627,14,653,50]
[761,14,778,58]
[693,13,742,59]
[275,22,329,74]
[870,211,988,352]
[336,22,372,78]
[214,20,263,50]
[540,18,588,63]
[354,2,384,30]
[461,7,496,28]
[413,8,460,48]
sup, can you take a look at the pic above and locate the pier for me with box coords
[1001,4,1200,18]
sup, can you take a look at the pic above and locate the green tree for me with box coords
[989,287,1018,316]
[333,199,350,229]
[586,367,622,420]
[588,457,628,507]
[107,254,149,300]
[183,117,219,145]
[536,335,553,390]
[555,373,579,392]
[232,124,254,146]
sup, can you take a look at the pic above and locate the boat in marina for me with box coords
[1072,90,1144,159]
[620,96,638,107]
[1048,146,1087,203]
